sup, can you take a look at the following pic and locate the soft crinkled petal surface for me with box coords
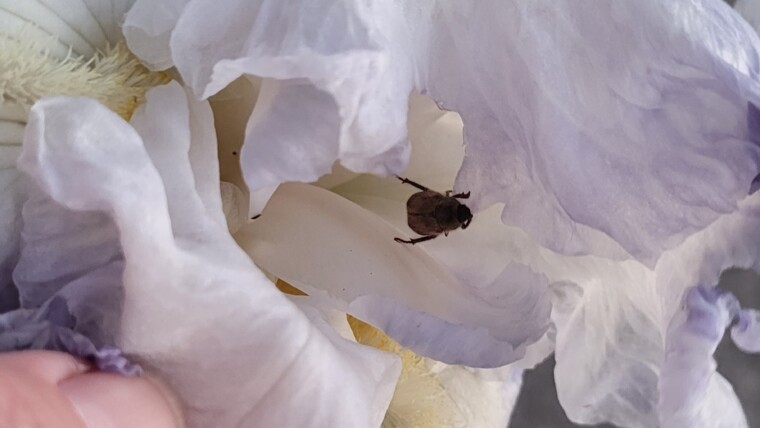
[433,0,760,264]
[130,0,760,265]
[236,182,550,368]
[123,0,187,70]
[18,85,400,428]
[545,190,760,428]
[0,103,133,372]
[658,285,748,428]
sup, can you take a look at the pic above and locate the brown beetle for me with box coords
[394,176,473,245]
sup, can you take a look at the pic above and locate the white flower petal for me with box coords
[544,190,760,426]
[659,285,748,428]
[132,0,760,266]
[78,0,135,44]
[428,1,760,265]
[240,78,341,189]
[19,93,398,428]
[290,297,401,427]
[220,181,247,234]
[130,82,226,233]
[236,182,550,368]
[12,181,124,345]
[123,0,187,70]
[163,0,412,188]
[551,271,663,428]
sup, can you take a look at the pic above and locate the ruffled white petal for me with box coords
[123,0,187,70]
[19,88,399,428]
[236,182,550,368]
[659,286,748,428]
[132,0,413,194]
[544,190,760,427]
[126,0,760,266]
[430,1,760,265]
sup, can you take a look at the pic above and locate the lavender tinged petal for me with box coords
[0,296,140,376]
[12,182,124,347]
[659,285,747,428]
[731,309,760,353]
[136,0,760,264]
[19,92,399,428]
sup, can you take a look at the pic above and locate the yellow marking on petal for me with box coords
[0,30,169,121]
[275,279,307,296]
[348,316,458,428]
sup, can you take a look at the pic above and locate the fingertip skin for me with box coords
[0,351,182,428]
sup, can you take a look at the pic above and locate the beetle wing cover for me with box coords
[406,191,444,235]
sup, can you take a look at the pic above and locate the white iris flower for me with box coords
[1,1,760,428]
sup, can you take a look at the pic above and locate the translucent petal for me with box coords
[136,0,760,266]
[236,182,551,368]
[428,1,760,265]
[166,0,413,189]
[547,191,760,427]
[19,92,399,427]
[130,82,227,232]
[123,0,188,70]
[220,181,247,234]
[12,182,124,346]
[289,297,401,427]
[659,285,748,428]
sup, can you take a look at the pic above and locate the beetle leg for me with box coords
[451,191,470,199]
[394,235,439,245]
[396,176,430,192]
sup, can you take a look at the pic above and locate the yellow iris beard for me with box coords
[348,316,456,428]
[0,33,169,120]
[275,280,456,427]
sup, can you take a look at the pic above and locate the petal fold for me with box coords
[127,0,760,266]
[237,182,550,368]
[659,285,749,428]
[19,90,399,427]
